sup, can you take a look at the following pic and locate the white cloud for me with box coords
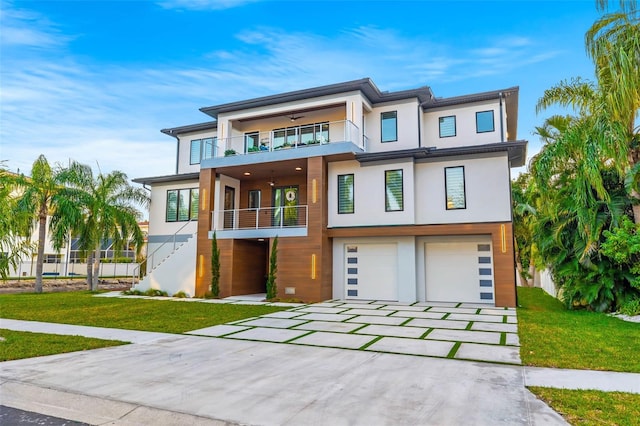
[0,1,71,48]
[156,0,260,11]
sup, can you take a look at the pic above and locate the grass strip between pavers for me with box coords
[358,335,384,350]
[446,341,461,358]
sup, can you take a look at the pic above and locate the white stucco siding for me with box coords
[176,129,218,174]
[414,153,512,224]
[365,99,420,153]
[148,179,199,237]
[328,160,415,227]
[423,99,503,148]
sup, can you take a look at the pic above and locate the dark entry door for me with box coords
[224,186,235,229]
[272,186,298,227]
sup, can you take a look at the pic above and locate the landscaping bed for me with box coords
[0,278,132,294]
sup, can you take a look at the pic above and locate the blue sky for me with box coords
[1,0,600,180]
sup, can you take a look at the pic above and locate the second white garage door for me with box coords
[425,238,494,304]
[345,243,398,301]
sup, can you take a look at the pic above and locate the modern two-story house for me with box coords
[133,78,526,307]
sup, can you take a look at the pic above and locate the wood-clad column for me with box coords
[492,222,516,307]
[307,156,332,301]
[195,168,215,297]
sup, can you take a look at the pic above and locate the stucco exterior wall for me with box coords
[177,129,218,174]
[365,99,420,152]
[148,179,199,237]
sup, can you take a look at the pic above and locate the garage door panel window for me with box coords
[445,166,466,210]
[385,169,404,212]
[338,174,354,214]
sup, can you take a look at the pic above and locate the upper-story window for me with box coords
[337,174,354,214]
[445,166,466,210]
[385,169,404,212]
[439,116,456,138]
[166,188,199,222]
[381,111,398,142]
[190,138,216,164]
[476,111,495,133]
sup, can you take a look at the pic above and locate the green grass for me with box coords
[0,329,126,361]
[517,287,640,373]
[0,291,289,334]
[529,387,640,426]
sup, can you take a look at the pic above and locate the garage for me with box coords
[344,243,398,301]
[424,237,494,304]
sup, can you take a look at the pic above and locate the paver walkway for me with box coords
[188,299,521,365]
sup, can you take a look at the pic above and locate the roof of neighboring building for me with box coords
[199,78,434,118]
[132,172,200,185]
[355,140,528,167]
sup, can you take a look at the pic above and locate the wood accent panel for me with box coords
[328,222,516,307]
[195,168,216,297]
[231,239,267,295]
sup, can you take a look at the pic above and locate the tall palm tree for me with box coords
[537,1,640,222]
[52,162,149,291]
[14,155,65,292]
[0,166,32,280]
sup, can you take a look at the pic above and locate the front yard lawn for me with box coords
[517,287,640,373]
[0,291,290,334]
[530,387,640,426]
[0,329,126,361]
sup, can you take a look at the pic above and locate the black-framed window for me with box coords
[381,111,397,142]
[190,138,216,164]
[166,188,199,222]
[385,169,403,212]
[445,166,466,210]
[439,116,456,138]
[337,174,354,214]
[248,190,261,209]
[476,110,495,133]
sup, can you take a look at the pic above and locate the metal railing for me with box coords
[204,120,365,159]
[131,219,196,286]
[211,205,308,231]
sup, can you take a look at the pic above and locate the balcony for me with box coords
[210,206,308,239]
[202,120,365,162]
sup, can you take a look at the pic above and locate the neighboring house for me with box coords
[133,78,526,306]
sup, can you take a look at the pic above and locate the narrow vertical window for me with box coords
[190,189,199,220]
[202,138,214,160]
[439,116,456,138]
[166,190,178,222]
[178,189,190,221]
[190,139,201,164]
[445,166,466,209]
[337,174,354,214]
[381,111,397,142]
[476,110,495,133]
[248,190,261,209]
[385,169,403,212]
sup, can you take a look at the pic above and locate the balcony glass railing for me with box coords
[212,205,308,231]
[202,120,364,160]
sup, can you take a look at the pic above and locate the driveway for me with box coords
[0,297,567,425]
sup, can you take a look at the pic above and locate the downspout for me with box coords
[417,102,422,148]
[499,92,505,142]
[166,130,179,174]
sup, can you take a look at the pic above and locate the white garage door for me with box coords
[425,239,494,304]
[345,243,398,301]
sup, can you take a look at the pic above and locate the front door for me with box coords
[272,186,298,227]
[224,186,235,229]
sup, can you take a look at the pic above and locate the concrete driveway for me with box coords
[1,300,568,425]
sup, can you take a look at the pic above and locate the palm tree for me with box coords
[14,155,66,292]
[537,1,640,222]
[52,162,149,291]
[0,166,32,280]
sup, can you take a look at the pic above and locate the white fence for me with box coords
[9,261,139,278]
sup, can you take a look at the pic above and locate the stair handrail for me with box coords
[132,219,196,286]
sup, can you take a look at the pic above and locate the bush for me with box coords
[619,298,640,316]
[173,291,188,298]
[144,289,168,297]
[121,289,144,296]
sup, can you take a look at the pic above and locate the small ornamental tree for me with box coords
[211,231,220,297]
[266,236,278,300]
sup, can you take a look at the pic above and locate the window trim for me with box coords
[166,188,199,222]
[380,111,398,143]
[337,174,355,214]
[476,110,495,133]
[439,115,457,138]
[385,169,404,212]
[444,166,466,210]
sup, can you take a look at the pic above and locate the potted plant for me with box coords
[247,146,260,153]
[224,149,237,156]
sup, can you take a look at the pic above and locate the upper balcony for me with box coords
[200,120,367,169]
